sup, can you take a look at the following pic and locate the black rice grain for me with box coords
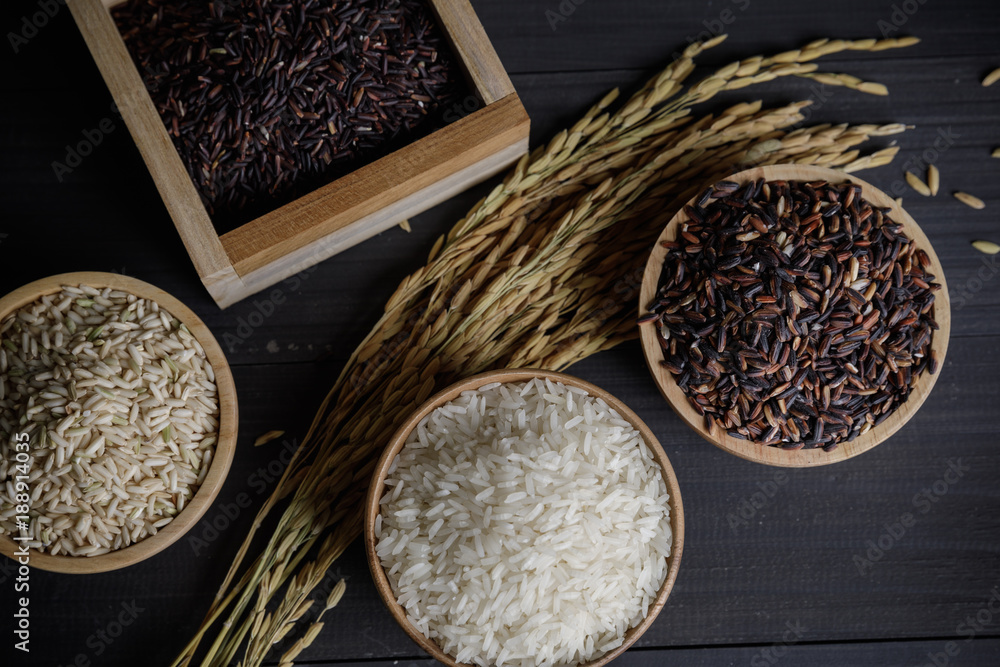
[113,0,462,222]
[643,178,940,450]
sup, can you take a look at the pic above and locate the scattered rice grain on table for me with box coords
[376,378,672,667]
[972,240,1000,255]
[954,191,985,209]
[0,285,219,556]
[905,170,931,196]
[927,164,940,196]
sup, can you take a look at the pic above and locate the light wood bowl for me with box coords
[0,272,238,573]
[364,368,685,667]
[639,164,950,467]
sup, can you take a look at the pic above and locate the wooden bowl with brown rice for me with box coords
[0,272,237,573]
[364,368,684,667]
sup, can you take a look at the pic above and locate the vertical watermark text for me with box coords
[11,431,32,653]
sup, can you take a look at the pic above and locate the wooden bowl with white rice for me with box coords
[364,369,684,667]
[0,272,237,573]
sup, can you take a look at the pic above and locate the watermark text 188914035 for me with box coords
[11,431,32,653]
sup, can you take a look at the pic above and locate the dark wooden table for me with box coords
[3,0,1000,665]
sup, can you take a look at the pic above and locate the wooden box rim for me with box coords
[69,0,530,308]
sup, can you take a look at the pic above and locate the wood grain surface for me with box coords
[1,0,998,664]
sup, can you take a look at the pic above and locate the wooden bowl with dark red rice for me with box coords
[638,164,950,467]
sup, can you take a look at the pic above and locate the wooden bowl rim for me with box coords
[0,271,238,573]
[638,164,950,468]
[363,368,685,667]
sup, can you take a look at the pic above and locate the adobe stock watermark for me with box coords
[347,262,646,397]
[262,565,353,651]
[739,83,836,167]
[0,432,34,595]
[853,458,968,576]
[443,94,483,124]
[7,0,65,54]
[917,586,1000,667]
[56,600,145,667]
[585,264,645,325]
[669,0,752,61]
[222,265,319,353]
[877,0,929,38]
[882,126,960,202]
[187,438,299,556]
[749,620,808,667]
[51,100,133,183]
[48,60,169,183]
[10,431,32,654]
[545,0,588,31]
[798,83,836,125]
[349,274,470,392]
[951,252,999,312]
[311,566,353,602]
[351,256,642,397]
[726,468,789,533]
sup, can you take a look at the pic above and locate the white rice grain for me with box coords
[377,378,672,667]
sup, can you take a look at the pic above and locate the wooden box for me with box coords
[68,0,530,308]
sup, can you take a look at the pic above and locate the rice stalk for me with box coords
[172,35,916,667]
